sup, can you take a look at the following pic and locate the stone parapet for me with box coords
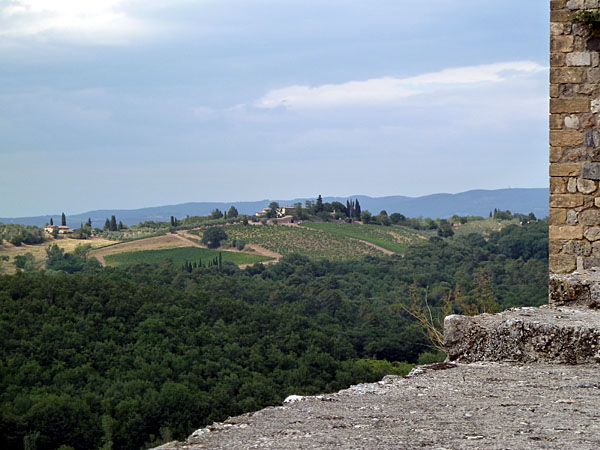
[444,305,600,363]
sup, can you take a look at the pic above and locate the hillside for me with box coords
[0,188,548,228]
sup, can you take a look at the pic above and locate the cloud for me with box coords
[255,61,547,109]
[0,0,155,44]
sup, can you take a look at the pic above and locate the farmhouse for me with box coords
[44,225,74,234]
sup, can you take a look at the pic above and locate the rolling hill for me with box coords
[0,188,548,228]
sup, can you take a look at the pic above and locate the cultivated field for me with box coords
[211,224,385,261]
[0,236,116,274]
[300,222,424,254]
[104,246,271,267]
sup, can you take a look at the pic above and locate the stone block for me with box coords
[550,208,567,225]
[592,99,600,113]
[567,0,584,8]
[550,84,560,98]
[551,22,565,36]
[584,226,600,241]
[551,10,573,23]
[550,177,567,194]
[550,67,583,82]
[585,129,600,147]
[567,52,591,66]
[563,239,592,256]
[550,147,563,162]
[582,257,600,269]
[583,162,600,179]
[550,130,584,147]
[567,209,579,225]
[588,68,600,83]
[551,0,567,9]
[595,198,600,207]
[550,162,581,176]
[567,177,578,193]
[551,52,566,67]
[550,224,584,239]
[444,306,600,363]
[550,114,563,130]
[579,208,600,225]
[563,114,579,129]
[578,178,597,194]
[550,98,589,113]
[550,254,578,273]
[550,193,584,208]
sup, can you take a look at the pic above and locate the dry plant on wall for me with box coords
[572,10,600,37]
[399,271,499,352]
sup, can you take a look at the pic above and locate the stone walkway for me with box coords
[156,362,600,449]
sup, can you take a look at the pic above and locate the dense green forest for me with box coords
[0,219,548,450]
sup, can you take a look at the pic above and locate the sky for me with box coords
[0,0,549,217]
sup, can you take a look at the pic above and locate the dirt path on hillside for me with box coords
[354,238,395,255]
[244,244,282,262]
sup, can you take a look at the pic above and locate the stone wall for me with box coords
[550,0,600,274]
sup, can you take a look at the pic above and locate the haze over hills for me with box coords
[0,188,548,228]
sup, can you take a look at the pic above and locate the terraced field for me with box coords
[300,222,424,254]
[104,247,271,267]
[211,224,384,261]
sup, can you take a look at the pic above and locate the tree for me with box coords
[118,221,124,231]
[211,209,223,220]
[202,227,228,248]
[390,213,405,225]
[61,212,66,227]
[315,195,324,213]
[109,216,117,232]
[86,218,92,228]
[104,218,110,231]
[228,206,239,218]
[437,220,454,238]
[170,216,176,227]
[50,217,54,226]
[354,199,361,218]
[267,202,279,219]
[361,211,372,224]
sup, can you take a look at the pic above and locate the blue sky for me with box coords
[0,0,548,217]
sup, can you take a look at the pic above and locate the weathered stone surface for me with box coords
[550,253,578,273]
[157,362,600,450]
[566,51,591,66]
[592,99,600,113]
[551,9,573,23]
[551,67,583,83]
[550,146,563,162]
[549,193,584,208]
[585,226,600,241]
[585,129,600,147]
[567,177,578,192]
[567,0,584,8]
[578,178,597,194]
[549,208,567,225]
[583,162,600,179]
[567,208,579,225]
[563,239,592,256]
[550,130,584,147]
[549,271,600,307]
[564,114,580,129]
[551,35,575,53]
[580,208,600,225]
[549,162,581,176]
[550,177,567,194]
[444,306,600,363]
[550,98,589,113]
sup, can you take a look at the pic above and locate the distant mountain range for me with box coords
[1,188,549,228]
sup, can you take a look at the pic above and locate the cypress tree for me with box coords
[110,216,117,232]
[104,218,110,230]
[218,252,222,269]
[86,218,92,228]
[61,212,66,227]
[170,216,175,227]
[118,221,124,230]
[49,217,54,226]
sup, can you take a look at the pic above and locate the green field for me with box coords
[300,222,424,253]
[104,246,272,267]
[207,224,384,260]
